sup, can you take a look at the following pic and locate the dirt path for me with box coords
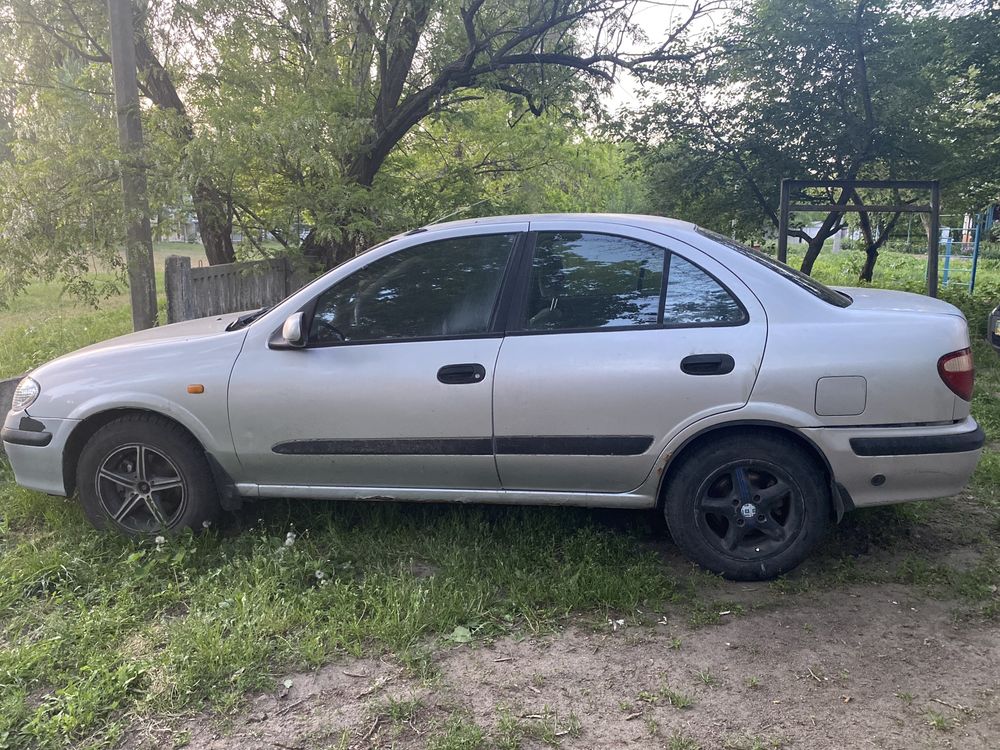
[141,583,999,750]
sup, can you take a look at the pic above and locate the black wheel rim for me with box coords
[95,444,187,533]
[693,460,805,561]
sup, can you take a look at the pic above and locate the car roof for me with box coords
[422,213,698,234]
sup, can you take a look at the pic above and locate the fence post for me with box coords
[165,255,194,323]
[282,256,291,297]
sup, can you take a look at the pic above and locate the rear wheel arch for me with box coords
[657,421,838,516]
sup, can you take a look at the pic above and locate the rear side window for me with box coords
[523,232,664,331]
[520,231,745,332]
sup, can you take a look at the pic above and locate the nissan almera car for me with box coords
[2,214,984,580]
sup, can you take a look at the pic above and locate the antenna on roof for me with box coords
[424,187,516,227]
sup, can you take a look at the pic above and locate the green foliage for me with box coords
[629,0,991,271]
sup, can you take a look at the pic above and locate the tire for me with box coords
[663,432,830,581]
[76,414,219,536]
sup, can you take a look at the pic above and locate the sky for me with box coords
[603,1,731,111]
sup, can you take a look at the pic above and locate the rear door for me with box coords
[492,221,767,494]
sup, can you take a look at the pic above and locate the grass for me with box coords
[0,242,204,378]
[0,246,999,747]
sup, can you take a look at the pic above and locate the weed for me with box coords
[667,731,702,750]
[695,668,719,687]
[659,686,695,709]
[925,711,955,732]
[429,715,485,750]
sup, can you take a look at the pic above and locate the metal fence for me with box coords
[164,255,314,323]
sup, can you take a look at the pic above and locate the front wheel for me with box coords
[663,433,830,581]
[76,414,219,536]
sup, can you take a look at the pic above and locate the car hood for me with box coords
[83,313,248,353]
[834,287,965,318]
[30,313,251,376]
[24,312,256,419]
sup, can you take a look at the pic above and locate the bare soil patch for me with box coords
[139,583,999,750]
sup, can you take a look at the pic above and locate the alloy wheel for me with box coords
[95,444,187,533]
[693,460,805,560]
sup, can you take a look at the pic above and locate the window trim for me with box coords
[504,230,749,336]
[283,231,526,349]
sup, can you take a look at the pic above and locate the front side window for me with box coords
[309,233,516,344]
[523,232,665,331]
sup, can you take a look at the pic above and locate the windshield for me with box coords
[698,229,852,308]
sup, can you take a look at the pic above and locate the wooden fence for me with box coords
[164,255,315,323]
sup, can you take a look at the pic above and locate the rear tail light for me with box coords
[937,348,974,401]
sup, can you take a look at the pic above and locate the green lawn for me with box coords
[0,248,998,749]
[0,243,206,379]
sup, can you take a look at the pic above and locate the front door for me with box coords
[228,225,525,490]
[492,222,767,494]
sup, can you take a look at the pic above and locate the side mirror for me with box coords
[281,312,307,348]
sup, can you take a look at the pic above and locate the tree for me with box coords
[0,0,236,265]
[0,0,720,307]
[629,0,955,276]
[185,0,723,268]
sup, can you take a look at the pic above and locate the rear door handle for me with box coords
[437,363,487,384]
[680,354,735,376]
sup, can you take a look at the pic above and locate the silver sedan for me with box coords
[2,214,984,579]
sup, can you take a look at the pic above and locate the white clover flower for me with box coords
[202,520,212,528]
[154,535,166,545]
[314,570,326,580]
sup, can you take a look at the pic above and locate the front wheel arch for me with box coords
[63,408,206,497]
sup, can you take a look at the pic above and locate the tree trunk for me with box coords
[300,228,361,271]
[857,211,902,282]
[192,179,235,265]
[135,37,235,264]
[860,247,878,282]
[800,235,826,275]
[300,159,380,270]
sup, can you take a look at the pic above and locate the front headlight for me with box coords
[10,377,40,412]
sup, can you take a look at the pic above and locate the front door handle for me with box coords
[437,363,487,384]
[680,353,735,376]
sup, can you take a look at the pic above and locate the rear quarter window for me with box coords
[697,229,852,308]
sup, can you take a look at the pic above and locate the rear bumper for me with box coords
[804,416,984,507]
[2,410,76,496]
[848,425,985,457]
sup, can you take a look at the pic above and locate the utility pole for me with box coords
[108,0,157,330]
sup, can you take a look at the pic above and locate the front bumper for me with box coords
[803,416,984,507]
[2,410,77,496]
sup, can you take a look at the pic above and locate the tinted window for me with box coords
[309,234,516,343]
[663,254,745,324]
[524,232,665,331]
[698,229,852,307]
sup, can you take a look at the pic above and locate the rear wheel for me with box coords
[76,414,218,535]
[663,433,830,580]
